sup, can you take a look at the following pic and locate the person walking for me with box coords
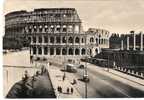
[59,86,62,93]
[71,87,73,94]
[62,74,65,81]
[57,86,60,92]
[67,87,69,94]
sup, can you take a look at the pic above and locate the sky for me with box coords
[3,0,144,34]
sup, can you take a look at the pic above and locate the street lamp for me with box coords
[84,59,88,98]
[84,36,88,98]
[107,54,109,72]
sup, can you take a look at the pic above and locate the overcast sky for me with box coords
[4,0,144,34]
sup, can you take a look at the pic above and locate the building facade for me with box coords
[5,8,110,61]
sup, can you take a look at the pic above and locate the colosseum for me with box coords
[5,8,110,62]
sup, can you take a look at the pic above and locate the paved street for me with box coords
[3,50,144,98]
[79,65,144,98]
[51,62,144,98]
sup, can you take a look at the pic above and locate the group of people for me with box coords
[22,65,47,82]
[57,86,74,94]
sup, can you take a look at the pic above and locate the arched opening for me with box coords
[101,39,104,44]
[81,38,84,43]
[39,25,42,32]
[50,25,54,32]
[33,47,36,54]
[90,49,92,55]
[81,48,86,55]
[75,48,80,55]
[33,36,36,43]
[75,37,80,43]
[50,48,54,55]
[44,25,48,32]
[56,36,61,43]
[95,48,98,54]
[56,48,61,55]
[90,37,94,43]
[28,37,31,43]
[69,48,73,55]
[38,47,42,55]
[62,25,67,32]
[62,48,67,55]
[96,38,98,45]
[44,47,48,55]
[44,36,48,43]
[68,25,73,32]
[38,36,42,43]
[50,37,54,43]
[34,26,37,32]
[56,25,60,32]
[62,37,66,43]
[68,37,73,43]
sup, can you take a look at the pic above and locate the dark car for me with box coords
[78,64,85,69]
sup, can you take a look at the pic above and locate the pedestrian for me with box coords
[62,74,65,81]
[67,87,69,94]
[57,86,60,92]
[24,70,29,81]
[73,79,77,84]
[36,71,40,76]
[60,86,62,93]
[71,87,73,94]
[41,65,46,75]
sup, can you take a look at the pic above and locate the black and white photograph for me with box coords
[2,0,144,98]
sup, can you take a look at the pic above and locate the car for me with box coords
[78,64,85,69]
[66,64,77,73]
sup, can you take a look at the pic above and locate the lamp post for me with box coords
[84,61,88,98]
[84,36,88,98]
[107,54,109,72]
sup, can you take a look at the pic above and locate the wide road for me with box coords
[74,63,144,98]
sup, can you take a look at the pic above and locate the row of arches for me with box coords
[31,36,85,44]
[32,47,86,55]
[90,37,108,45]
[26,24,80,33]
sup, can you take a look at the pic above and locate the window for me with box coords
[56,37,61,43]
[69,48,73,55]
[44,47,48,55]
[50,37,54,43]
[44,36,48,43]
[75,37,80,43]
[33,37,36,43]
[39,36,42,43]
[38,47,42,55]
[62,37,66,43]
[33,47,36,54]
[62,48,67,55]
[81,38,84,43]
[75,48,80,55]
[56,48,61,55]
[50,48,54,55]
[81,48,85,55]
[90,37,94,43]
[68,37,73,43]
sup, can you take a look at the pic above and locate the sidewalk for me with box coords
[47,65,81,98]
[87,63,144,91]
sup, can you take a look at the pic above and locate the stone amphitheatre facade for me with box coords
[5,8,110,62]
